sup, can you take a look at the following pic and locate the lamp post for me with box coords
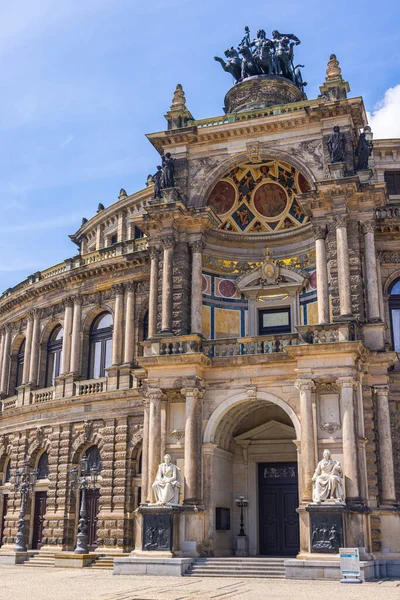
[235,495,249,537]
[70,456,99,554]
[14,460,37,553]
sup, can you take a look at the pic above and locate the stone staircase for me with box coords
[23,551,55,568]
[185,557,286,578]
[89,555,115,570]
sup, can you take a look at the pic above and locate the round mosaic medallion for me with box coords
[253,182,287,218]
[207,180,236,215]
[218,279,236,298]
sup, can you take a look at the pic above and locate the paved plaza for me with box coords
[0,566,399,600]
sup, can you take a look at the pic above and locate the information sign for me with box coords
[339,548,362,583]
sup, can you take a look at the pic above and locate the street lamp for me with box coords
[14,460,37,553]
[70,456,99,554]
[363,125,373,144]
[235,495,249,537]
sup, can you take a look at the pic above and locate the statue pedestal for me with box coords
[356,169,372,184]
[306,504,345,555]
[235,535,248,557]
[328,162,346,180]
[113,504,198,576]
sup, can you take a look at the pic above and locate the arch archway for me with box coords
[204,390,301,557]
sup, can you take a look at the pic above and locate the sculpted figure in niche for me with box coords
[152,454,182,505]
[312,449,344,503]
[327,126,346,163]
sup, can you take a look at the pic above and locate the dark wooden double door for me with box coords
[32,492,47,550]
[0,495,8,547]
[258,462,299,556]
[81,488,100,550]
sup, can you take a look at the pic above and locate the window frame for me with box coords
[389,279,400,351]
[384,171,400,196]
[15,340,25,392]
[88,313,113,379]
[258,307,291,336]
[45,326,63,387]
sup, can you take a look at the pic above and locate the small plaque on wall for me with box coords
[216,507,230,531]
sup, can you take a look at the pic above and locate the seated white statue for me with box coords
[152,454,182,505]
[312,449,344,503]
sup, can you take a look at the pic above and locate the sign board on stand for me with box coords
[339,548,362,584]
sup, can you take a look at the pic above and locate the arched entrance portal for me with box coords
[204,392,301,557]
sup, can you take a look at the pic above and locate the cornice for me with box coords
[209,221,312,243]
[0,253,149,319]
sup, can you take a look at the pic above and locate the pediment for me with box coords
[236,264,307,293]
[234,419,296,443]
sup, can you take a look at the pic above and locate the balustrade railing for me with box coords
[32,387,55,404]
[2,396,17,411]
[77,378,107,395]
[142,333,299,358]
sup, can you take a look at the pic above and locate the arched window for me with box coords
[389,279,400,351]
[45,326,63,387]
[89,313,113,379]
[83,446,102,474]
[4,459,11,483]
[15,339,25,392]
[37,452,49,479]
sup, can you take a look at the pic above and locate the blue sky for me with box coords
[1,0,400,292]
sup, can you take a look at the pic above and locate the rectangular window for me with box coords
[384,171,400,196]
[111,234,118,245]
[258,307,291,335]
[216,507,230,531]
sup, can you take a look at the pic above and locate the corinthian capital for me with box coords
[336,376,357,389]
[294,379,315,392]
[148,246,160,260]
[112,283,125,297]
[361,220,375,234]
[312,224,327,240]
[190,240,204,254]
[162,236,175,250]
[333,214,349,229]
[63,296,74,309]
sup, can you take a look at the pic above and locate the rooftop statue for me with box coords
[214,26,306,91]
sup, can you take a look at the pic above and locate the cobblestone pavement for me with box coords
[0,566,399,600]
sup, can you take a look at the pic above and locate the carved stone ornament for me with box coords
[162,236,175,250]
[333,214,349,229]
[149,246,160,261]
[190,240,204,254]
[83,420,93,443]
[261,248,281,285]
[380,251,400,264]
[171,429,185,444]
[35,427,45,445]
[246,142,262,163]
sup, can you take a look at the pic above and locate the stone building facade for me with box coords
[0,52,399,579]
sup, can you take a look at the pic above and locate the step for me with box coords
[189,566,285,573]
[186,571,284,578]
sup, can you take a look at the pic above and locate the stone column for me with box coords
[22,313,34,384]
[313,225,330,324]
[61,298,73,375]
[190,240,204,335]
[294,379,315,502]
[334,215,352,318]
[141,399,150,503]
[0,326,11,396]
[111,284,124,366]
[181,386,202,503]
[362,221,380,322]
[374,385,396,505]
[123,283,135,365]
[376,256,385,322]
[147,389,163,502]
[161,236,175,334]
[70,296,82,375]
[337,377,360,500]
[95,224,104,250]
[117,210,126,243]
[160,398,167,458]
[28,310,41,384]
[148,247,159,338]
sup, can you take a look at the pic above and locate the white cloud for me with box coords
[367,84,400,139]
